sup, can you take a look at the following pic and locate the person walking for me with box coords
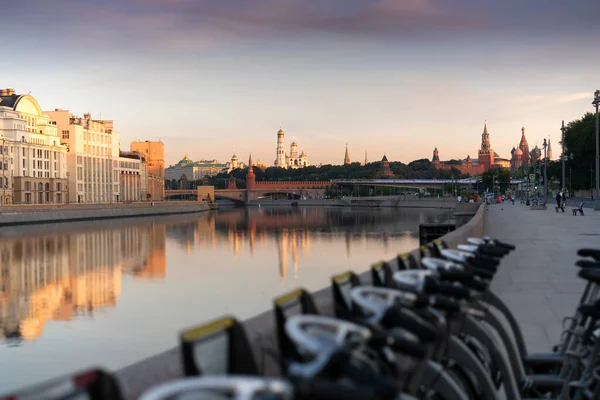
[555,192,562,212]
[561,192,566,212]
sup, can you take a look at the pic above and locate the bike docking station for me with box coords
[6,237,600,400]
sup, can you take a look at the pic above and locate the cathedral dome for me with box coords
[514,147,523,156]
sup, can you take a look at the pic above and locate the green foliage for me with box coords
[481,167,512,194]
[177,160,471,189]
[562,112,597,191]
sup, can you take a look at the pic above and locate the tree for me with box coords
[562,112,596,191]
[481,167,511,194]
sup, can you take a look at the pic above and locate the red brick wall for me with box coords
[253,181,331,189]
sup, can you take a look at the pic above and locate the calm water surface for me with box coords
[0,206,445,392]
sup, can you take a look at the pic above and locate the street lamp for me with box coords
[568,153,574,197]
[2,138,5,206]
[543,138,548,202]
[561,120,566,194]
[593,89,600,210]
[66,172,70,204]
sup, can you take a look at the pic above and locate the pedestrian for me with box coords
[561,192,566,212]
[555,192,562,212]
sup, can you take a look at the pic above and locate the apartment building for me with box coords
[45,109,120,203]
[0,89,68,204]
[130,140,164,200]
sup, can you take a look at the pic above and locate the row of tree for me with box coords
[165,159,470,190]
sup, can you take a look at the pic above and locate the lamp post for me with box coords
[66,172,70,204]
[2,138,5,206]
[568,153,574,198]
[561,120,566,194]
[543,138,548,202]
[593,90,600,210]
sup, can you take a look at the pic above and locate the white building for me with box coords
[273,126,310,169]
[44,109,120,203]
[0,89,68,204]
[165,155,228,182]
[119,151,146,202]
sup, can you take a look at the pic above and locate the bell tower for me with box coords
[275,125,286,168]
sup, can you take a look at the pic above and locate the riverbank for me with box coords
[114,203,486,399]
[0,201,211,226]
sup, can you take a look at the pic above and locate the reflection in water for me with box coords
[166,207,439,282]
[0,206,443,392]
[0,224,166,344]
[0,207,440,346]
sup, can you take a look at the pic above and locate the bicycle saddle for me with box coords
[578,268,600,285]
[575,259,600,268]
[349,287,438,343]
[139,377,294,400]
[577,248,600,261]
[440,249,498,275]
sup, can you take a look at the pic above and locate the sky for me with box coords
[2,0,599,166]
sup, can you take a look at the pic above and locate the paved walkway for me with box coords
[485,202,600,353]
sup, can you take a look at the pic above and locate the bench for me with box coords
[572,202,585,216]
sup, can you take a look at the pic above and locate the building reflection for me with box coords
[0,223,167,344]
[165,207,430,282]
[0,207,433,344]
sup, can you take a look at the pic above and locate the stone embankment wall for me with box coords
[115,203,487,400]
[0,201,210,226]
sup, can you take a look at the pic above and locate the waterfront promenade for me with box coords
[110,202,598,398]
[486,202,600,353]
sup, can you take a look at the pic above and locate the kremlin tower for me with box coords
[379,155,394,177]
[344,144,351,165]
[477,121,494,170]
[246,153,255,190]
[432,147,440,167]
[364,150,368,165]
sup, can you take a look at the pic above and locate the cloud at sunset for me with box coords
[2,0,599,165]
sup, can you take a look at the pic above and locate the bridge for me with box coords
[165,178,527,204]
[165,181,330,204]
[331,178,525,190]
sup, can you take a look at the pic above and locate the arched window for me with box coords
[45,183,50,191]
[38,182,43,192]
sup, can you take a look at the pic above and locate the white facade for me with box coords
[45,109,120,203]
[165,156,228,182]
[0,90,68,204]
[273,126,310,169]
[119,155,142,201]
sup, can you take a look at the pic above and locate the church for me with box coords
[273,125,310,169]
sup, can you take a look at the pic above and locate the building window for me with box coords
[62,130,70,139]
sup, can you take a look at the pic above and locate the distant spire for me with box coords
[344,143,351,165]
[364,149,368,165]
[483,120,488,134]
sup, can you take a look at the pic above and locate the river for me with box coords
[0,206,446,393]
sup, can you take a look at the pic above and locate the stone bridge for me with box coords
[165,181,330,204]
